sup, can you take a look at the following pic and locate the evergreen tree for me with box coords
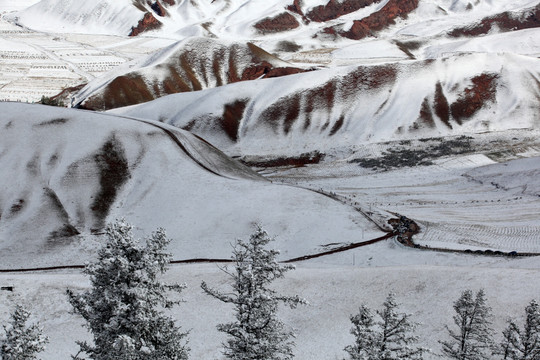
[344,305,377,360]
[67,219,189,360]
[201,225,306,360]
[499,299,540,360]
[0,305,48,360]
[440,289,494,360]
[344,293,426,360]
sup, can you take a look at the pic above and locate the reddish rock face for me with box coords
[307,0,377,22]
[253,12,300,33]
[323,0,419,40]
[162,0,175,5]
[129,12,162,36]
[449,3,540,37]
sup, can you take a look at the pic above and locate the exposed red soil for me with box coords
[434,81,451,128]
[448,3,540,37]
[415,97,436,130]
[263,67,306,78]
[150,1,168,17]
[222,100,248,141]
[450,73,498,124]
[253,12,300,33]
[323,0,419,40]
[80,75,155,110]
[258,64,396,135]
[307,0,378,22]
[129,12,162,36]
[286,0,308,22]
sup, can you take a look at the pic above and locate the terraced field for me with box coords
[0,15,172,103]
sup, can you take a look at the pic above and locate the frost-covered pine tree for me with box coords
[440,289,494,360]
[67,219,189,360]
[344,305,378,360]
[345,293,426,360]
[201,225,306,360]
[0,305,48,360]
[499,299,540,360]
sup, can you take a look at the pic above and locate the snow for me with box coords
[1,261,539,360]
[0,0,539,359]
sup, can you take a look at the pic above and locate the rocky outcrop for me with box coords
[253,12,300,33]
[448,3,540,37]
[307,0,377,22]
[323,0,419,40]
[129,12,162,36]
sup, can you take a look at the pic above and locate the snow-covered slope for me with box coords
[72,37,303,111]
[15,0,144,35]
[113,52,540,156]
[0,102,383,269]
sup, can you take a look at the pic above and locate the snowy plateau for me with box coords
[0,0,540,359]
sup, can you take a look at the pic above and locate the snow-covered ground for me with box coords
[0,1,539,359]
[1,258,539,360]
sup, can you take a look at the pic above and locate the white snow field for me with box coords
[1,260,540,360]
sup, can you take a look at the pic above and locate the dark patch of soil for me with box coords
[81,75,155,110]
[307,0,377,22]
[253,12,300,33]
[450,73,498,124]
[34,118,69,127]
[9,199,25,215]
[325,0,419,40]
[150,1,168,17]
[222,100,248,141]
[434,81,451,128]
[129,12,162,36]
[417,97,435,129]
[90,136,131,230]
[350,135,473,170]
[448,3,540,37]
[241,151,325,168]
[329,115,345,136]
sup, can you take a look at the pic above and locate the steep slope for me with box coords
[113,52,540,156]
[0,102,382,269]
[73,37,305,111]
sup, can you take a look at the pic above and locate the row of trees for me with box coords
[1,220,539,359]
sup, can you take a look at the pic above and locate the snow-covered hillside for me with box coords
[113,52,540,156]
[0,102,383,269]
[72,37,303,111]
